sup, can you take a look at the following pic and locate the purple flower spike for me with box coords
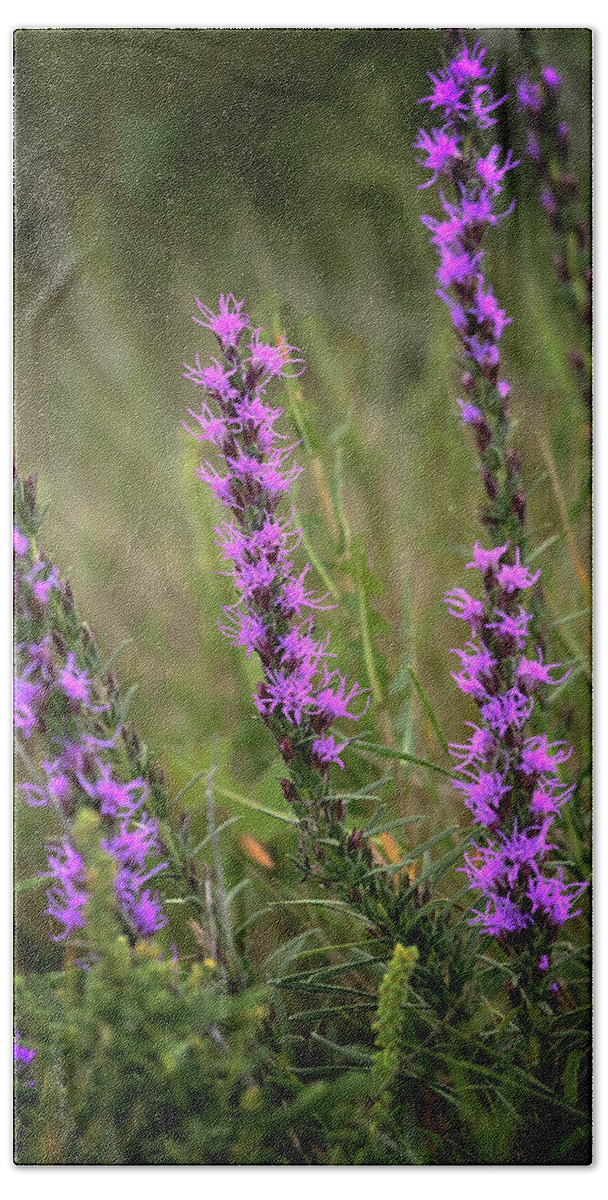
[183,299,366,828]
[415,38,526,549]
[445,538,587,954]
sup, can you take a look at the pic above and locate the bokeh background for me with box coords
[14,29,591,910]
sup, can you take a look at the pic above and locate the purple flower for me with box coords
[467,541,508,577]
[541,189,557,216]
[58,652,101,707]
[518,78,543,114]
[420,70,467,119]
[516,653,571,692]
[542,66,562,93]
[444,587,485,631]
[193,294,250,350]
[519,735,572,779]
[13,526,29,556]
[457,399,484,426]
[527,867,587,926]
[45,841,88,940]
[246,331,305,382]
[526,130,542,163]
[476,147,520,195]
[471,85,506,129]
[13,669,43,739]
[184,299,367,828]
[78,761,149,818]
[450,38,495,85]
[312,733,348,770]
[469,895,532,936]
[14,1034,36,1065]
[479,687,534,737]
[445,539,586,950]
[414,127,461,188]
[495,549,540,594]
[415,39,523,548]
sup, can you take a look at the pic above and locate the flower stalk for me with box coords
[415,36,525,550]
[182,296,368,866]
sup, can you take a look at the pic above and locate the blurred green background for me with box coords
[14,28,591,853]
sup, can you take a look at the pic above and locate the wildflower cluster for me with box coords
[446,540,586,969]
[416,38,525,547]
[14,475,167,942]
[183,296,367,839]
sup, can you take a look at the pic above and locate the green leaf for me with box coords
[406,666,449,754]
[235,897,373,937]
[214,784,298,826]
[528,533,561,564]
[563,1050,582,1106]
[351,739,451,777]
[100,637,134,677]
[363,812,424,836]
[172,768,208,807]
[310,1032,373,1064]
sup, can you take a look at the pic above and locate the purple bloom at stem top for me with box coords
[183,296,367,841]
[445,540,586,969]
[415,36,525,551]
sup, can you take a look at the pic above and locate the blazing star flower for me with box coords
[183,299,367,831]
[45,841,88,940]
[415,39,525,550]
[58,652,104,708]
[476,147,520,195]
[77,761,149,818]
[445,541,587,952]
[14,475,168,946]
[414,126,462,188]
[420,70,468,119]
[108,814,168,938]
[450,38,495,85]
[193,293,250,351]
[246,331,305,382]
[311,733,348,770]
[472,84,506,129]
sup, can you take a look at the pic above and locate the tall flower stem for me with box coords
[415,36,525,552]
[182,297,367,870]
[14,471,168,944]
[444,539,587,996]
[414,40,587,995]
